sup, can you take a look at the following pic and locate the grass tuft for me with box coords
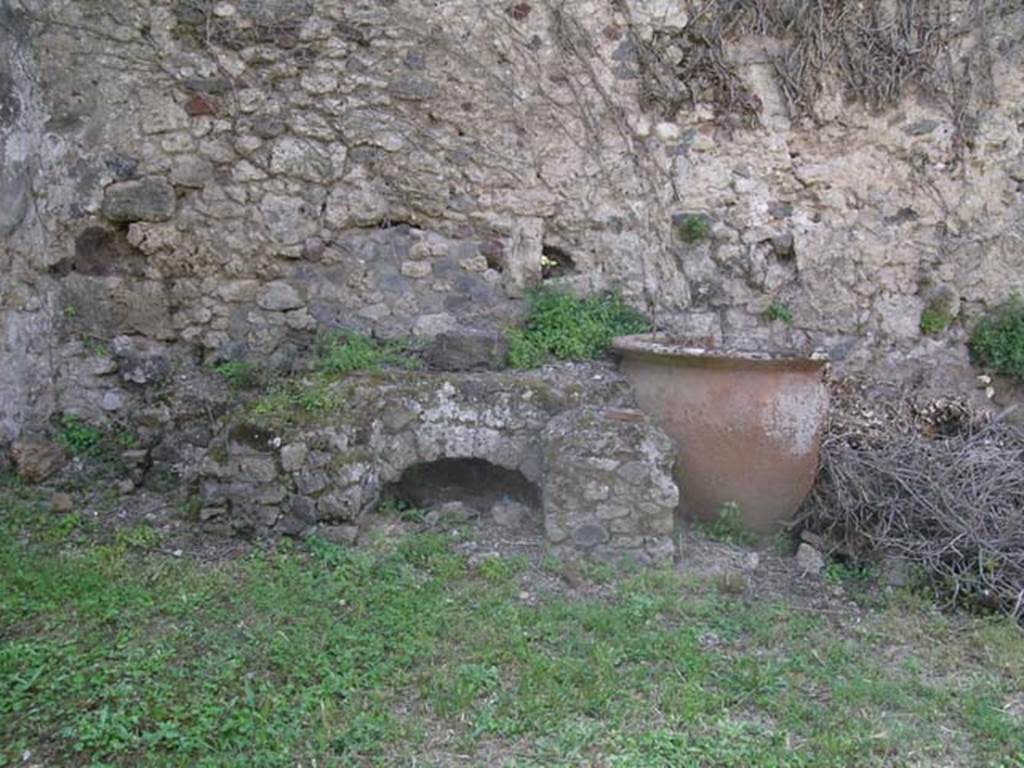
[506,288,650,369]
[2,495,1022,766]
[316,332,417,375]
[969,295,1024,378]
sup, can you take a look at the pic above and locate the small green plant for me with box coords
[316,332,416,375]
[676,214,711,243]
[506,288,650,369]
[109,524,163,555]
[696,501,757,546]
[57,414,105,459]
[824,560,878,587]
[920,308,950,335]
[82,337,110,358]
[213,360,261,390]
[378,496,425,523]
[251,375,344,422]
[763,300,793,324]
[969,295,1024,378]
[577,558,616,584]
[477,555,529,584]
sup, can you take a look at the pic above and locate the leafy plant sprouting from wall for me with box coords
[969,294,1024,378]
[506,288,651,369]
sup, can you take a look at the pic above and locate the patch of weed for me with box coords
[213,360,262,390]
[763,299,793,324]
[824,560,877,586]
[251,375,344,423]
[920,307,952,335]
[676,214,712,243]
[476,555,529,584]
[3,488,1023,766]
[378,496,426,523]
[57,414,105,459]
[316,332,417,375]
[969,294,1024,378]
[696,501,758,546]
[507,288,650,369]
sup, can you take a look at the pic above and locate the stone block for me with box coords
[425,331,509,371]
[542,406,677,558]
[101,178,176,223]
[11,438,66,483]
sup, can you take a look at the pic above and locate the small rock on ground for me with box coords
[50,492,74,514]
[795,542,826,575]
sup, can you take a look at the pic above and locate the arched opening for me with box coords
[380,457,542,532]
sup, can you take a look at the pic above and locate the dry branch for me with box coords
[800,379,1024,620]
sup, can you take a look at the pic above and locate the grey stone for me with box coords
[413,312,457,337]
[289,495,318,523]
[795,542,826,575]
[295,470,329,495]
[11,438,65,483]
[771,232,795,258]
[0,165,30,237]
[262,194,319,246]
[183,76,234,95]
[199,506,226,521]
[320,524,359,545]
[904,119,940,136]
[280,443,309,472]
[251,114,287,139]
[426,331,509,371]
[270,137,336,181]
[644,536,676,565]
[170,156,214,188]
[400,260,432,278]
[276,514,311,537]
[257,282,304,311]
[112,336,171,386]
[572,523,610,548]
[121,449,149,467]
[101,391,125,412]
[50,491,74,514]
[491,499,529,528]
[318,487,363,521]
[101,178,176,222]
[542,406,677,557]
[799,529,825,550]
[256,483,288,507]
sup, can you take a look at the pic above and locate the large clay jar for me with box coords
[612,334,829,532]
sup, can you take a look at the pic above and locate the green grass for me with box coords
[763,300,794,325]
[507,288,650,369]
[920,306,953,335]
[54,414,138,484]
[244,333,418,424]
[969,295,1024,378]
[695,501,758,546]
[676,214,712,243]
[316,332,417,376]
[250,374,345,422]
[2,489,1023,767]
[213,360,262,390]
[56,413,105,459]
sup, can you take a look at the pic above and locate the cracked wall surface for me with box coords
[2,0,1023,440]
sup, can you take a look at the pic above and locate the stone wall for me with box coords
[2,0,1024,440]
[192,366,678,564]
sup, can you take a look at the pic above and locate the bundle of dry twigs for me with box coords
[801,377,1024,620]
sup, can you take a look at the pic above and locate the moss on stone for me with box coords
[919,286,959,336]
